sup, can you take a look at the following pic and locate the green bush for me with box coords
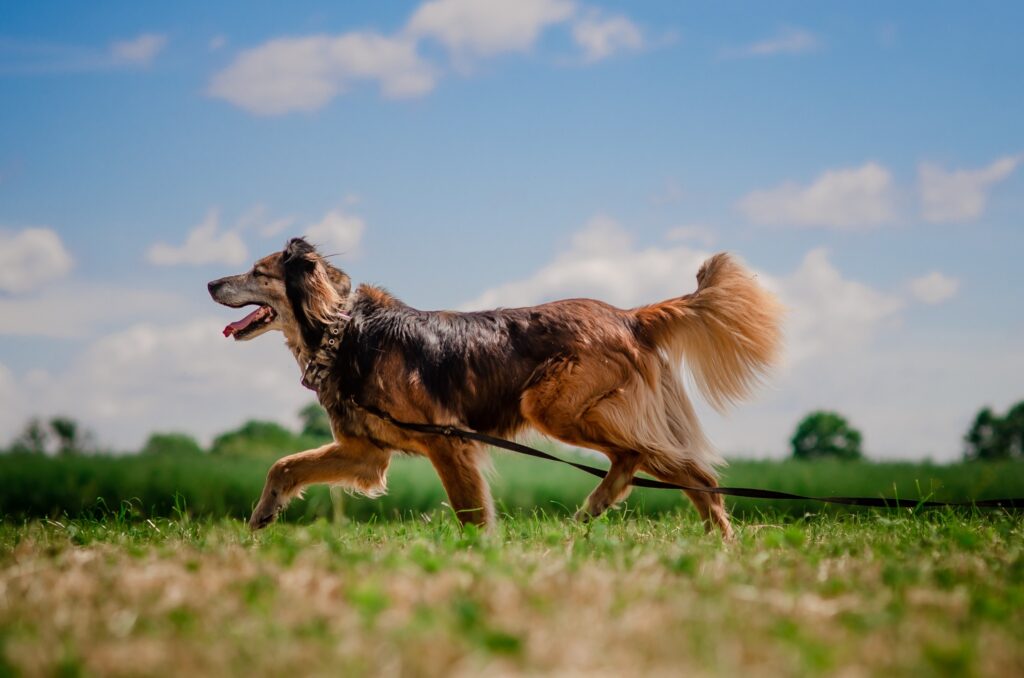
[210,420,323,459]
[141,432,204,456]
[791,411,863,460]
[965,401,1024,460]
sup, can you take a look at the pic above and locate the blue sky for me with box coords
[1,0,1022,459]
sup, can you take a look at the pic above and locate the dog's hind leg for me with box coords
[642,459,733,539]
[427,441,494,528]
[573,450,642,520]
[249,439,390,530]
[523,351,733,535]
[521,353,649,521]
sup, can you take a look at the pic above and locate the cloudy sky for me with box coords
[1,1,1022,459]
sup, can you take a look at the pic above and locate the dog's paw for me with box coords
[248,506,278,530]
[573,507,594,523]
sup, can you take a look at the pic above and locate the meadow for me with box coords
[1,451,1023,676]
[1,449,1022,522]
[1,511,1022,677]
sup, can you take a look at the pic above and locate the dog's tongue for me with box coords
[223,307,266,337]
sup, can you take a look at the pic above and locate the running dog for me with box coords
[208,238,782,537]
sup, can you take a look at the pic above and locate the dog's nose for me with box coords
[208,279,225,297]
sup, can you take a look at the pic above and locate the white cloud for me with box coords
[109,33,168,67]
[1,319,309,450]
[147,209,249,267]
[570,9,644,63]
[0,227,74,294]
[209,35,228,51]
[0,283,189,339]
[918,155,1021,223]
[304,208,366,256]
[407,0,575,59]
[776,248,903,365]
[738,162,898,229]
[207,32,436,115]
[0,34,168,74]
[0,280,192,340]
[234,203,296,238]
[909,271,960,305]
[0,362,21,444]
[260,217,298,238]
[208,1,645,114]
[722,26,820,59]
[461,215,711,311]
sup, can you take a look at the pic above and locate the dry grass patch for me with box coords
[1,512,1022,677]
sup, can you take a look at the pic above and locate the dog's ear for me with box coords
[283,237,316,269]
[282,237,342,350]
[325,264,352,300]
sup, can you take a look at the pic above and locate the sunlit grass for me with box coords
[1,451,1021,522]
[2,511,1022,676]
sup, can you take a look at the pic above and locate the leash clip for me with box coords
[300,359,317,391]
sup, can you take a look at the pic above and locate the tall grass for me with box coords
[1,449,1020,522]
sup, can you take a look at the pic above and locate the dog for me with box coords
[208,238,782,537]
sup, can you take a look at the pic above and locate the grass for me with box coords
[1,450,1021,521]
[1,511,1022,677]
[2,453,1021,675]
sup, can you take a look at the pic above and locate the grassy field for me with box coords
[1,450,1022,522]
[1,511,1022,677]
[2,453,1022,675]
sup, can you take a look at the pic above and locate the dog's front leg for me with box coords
[249,439,391,530]
[427,441,494,528]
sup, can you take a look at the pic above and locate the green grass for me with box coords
[3,448,1020,674]
[1,511,1021,676]
[0,450,1021,522]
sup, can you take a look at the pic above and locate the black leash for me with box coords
[353,400,1023,510]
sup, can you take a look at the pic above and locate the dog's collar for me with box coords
[300,304,352,392]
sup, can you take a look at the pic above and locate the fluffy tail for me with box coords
[634,253,783,412]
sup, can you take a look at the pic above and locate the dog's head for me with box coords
[208,237,351,350]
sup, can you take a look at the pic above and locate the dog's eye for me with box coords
[252,268,263,278]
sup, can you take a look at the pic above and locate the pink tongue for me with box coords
[223,307,266,337]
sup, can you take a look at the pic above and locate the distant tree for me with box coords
[1003,401,1024,458]
[9,418,50,454]
[211,420,306,458]
[49,416,93,455]
[964,407,1004,461]
[965,401,1024,461]
[6,416,97,455]
[49,418,75,455]
[141,432,204,456]
[790,411,863,460]
[299,402,333,440]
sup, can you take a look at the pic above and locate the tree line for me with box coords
[790,401,1024,461]
[5,401,1023,461]
[7,404,332,458]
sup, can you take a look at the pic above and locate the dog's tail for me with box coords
[633,253,783,412]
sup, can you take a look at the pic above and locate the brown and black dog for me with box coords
[208,238,782,537]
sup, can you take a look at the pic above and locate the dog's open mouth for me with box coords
[223,305,276,339]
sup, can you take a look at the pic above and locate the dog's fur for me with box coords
[208,238,782,537]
